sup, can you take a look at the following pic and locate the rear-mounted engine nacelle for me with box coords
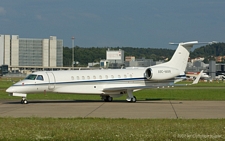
[144,67,180,80]
[144,68,152,80]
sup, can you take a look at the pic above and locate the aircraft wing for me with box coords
[103,85,160,92]
[102,81,177,93]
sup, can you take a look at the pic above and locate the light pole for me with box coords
[71,37,75,68]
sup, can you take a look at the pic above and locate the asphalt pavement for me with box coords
[0,100,224,119]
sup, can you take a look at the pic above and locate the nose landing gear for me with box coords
[21,97,28,104]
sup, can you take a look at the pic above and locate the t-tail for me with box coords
[155,41,206,72]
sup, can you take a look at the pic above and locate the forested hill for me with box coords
[63,42,225,66]
[190,42,225,61]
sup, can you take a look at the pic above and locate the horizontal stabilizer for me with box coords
[169,41,216,46]
[169,41,198,46]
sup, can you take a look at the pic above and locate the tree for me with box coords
[63,42,225,66]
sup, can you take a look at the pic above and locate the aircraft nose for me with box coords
[6,86,14,93]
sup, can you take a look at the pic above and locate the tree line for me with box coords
[63,42,225,66]
[190,42,225,63]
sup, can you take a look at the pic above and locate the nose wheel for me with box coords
[21,97,28,104]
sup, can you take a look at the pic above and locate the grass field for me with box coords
[0,118,224,141]
[1,77,225,140]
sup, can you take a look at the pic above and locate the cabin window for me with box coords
[82,76,85,80]
[36,75,44,81]
[105,75,108,79]
[93,76,96,79]
[76,76,79,80]
[99,75,102,79]
[130,74,132,78]
[111,75,114,78]
[124,75,127,78]
[118,75,121,78]
[25,74,37,80]
[71,76,74,80]
[87,76,90,80]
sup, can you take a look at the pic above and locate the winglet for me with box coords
[192,70,203,84]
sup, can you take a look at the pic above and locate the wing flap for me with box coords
[103,85,166,93]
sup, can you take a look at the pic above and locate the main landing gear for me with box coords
[126,96,137,102]
[101,90,137,103]
[102,95,113,102]
[21,97,28,104]
[126,90,136,103]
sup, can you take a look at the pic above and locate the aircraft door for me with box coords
[46,72,55,90]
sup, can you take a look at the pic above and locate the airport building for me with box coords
[0,35,63,71]
[105,49,125,68]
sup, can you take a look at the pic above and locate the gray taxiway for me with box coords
[0,100,224,119]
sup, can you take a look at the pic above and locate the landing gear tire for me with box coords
[104,96,113,102]
[23,100,28,104]
[131,96,137,103]
[21,98,28,104]
[127,96,137,103]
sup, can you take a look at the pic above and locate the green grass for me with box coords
[0,118,224,141]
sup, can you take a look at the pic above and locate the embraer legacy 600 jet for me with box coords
[6,41,210,104]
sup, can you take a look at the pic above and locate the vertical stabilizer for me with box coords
[155,41,199,72]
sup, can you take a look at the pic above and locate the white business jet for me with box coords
[6,41,208,104]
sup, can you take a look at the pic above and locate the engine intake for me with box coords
[145,68,152,80]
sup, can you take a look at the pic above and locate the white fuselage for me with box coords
[6,66,180,96]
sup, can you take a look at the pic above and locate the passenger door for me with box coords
[46,72,55,90]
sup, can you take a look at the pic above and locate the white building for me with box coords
[106,49,124,64]
[0,35,63,70]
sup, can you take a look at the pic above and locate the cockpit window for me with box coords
[25,74,37,80]
[36,75,44,81]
